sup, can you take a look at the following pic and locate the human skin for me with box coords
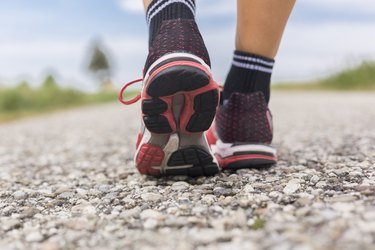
[143,0,152,9]
[143,0,295,59]
[236,0,296,58]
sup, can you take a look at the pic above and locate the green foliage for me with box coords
[273,62,375,91]
[88,47,110,74]
[0,76,123,122]
[251,218,266,230]
[87,42,113,91]
[319,62,375,90]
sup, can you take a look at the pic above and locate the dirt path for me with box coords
[0,92,374,250]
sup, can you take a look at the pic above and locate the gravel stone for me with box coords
[141,192,163,203]
[243,184,255,193]
[54,186,73,195]
[326,194,358,203]
[310,175,320,184]
[143,219,158,230]
[58,192,75,199]
[71,201,96,215]
[13,190,28,200]
[97,184,111,193]
[171,181,190,191]
[202,195,217,205]
[315,181,328,189]
[0,93,374,250]
[20,207,39,219]
[25,232,44,242]
[140,209,164,220]
[1,218,21,231]
[213,187,233,196]
[283,179,301,194]
[121,207,141,218]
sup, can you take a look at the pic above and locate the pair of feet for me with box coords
[119,20,276,177]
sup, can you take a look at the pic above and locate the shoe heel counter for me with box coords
[216,92,273,144]
[145,19,210,72]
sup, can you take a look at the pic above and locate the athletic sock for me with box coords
[223,50,275,103]
[146,0,196,46]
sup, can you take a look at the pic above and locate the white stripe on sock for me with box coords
[147,0,195,24]
[143,52,211,85]
[146,0,167,22]
[232,61,273,74]
[233,54,274,67]
[186,0,195,10]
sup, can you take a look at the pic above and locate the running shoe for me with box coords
[119,19,220,177]
[206,91,277,169]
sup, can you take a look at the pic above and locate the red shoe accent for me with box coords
[147,61,210,82]
[266,110,273,133]
[178,77,219,134]
[135,132,143,149]
[136,144,164,176]
[143,60,219,134]
[119,61,219,135]
[145,96,177,133]
[206,126,217,146]
[118,78,142,105]
[216,154,277,169]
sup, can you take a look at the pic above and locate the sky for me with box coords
[0,0,374,90]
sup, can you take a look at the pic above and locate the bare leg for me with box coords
[236,0,295,59]
[143,0,153,11]
[213,0,296,169]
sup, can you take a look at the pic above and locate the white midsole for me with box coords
[135,130,218,174]
[143,52,211,86]
[152,164,195,170]
[211,139,277,158]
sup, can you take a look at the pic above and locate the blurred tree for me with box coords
[42,75,58,89]
[17,81,31,92]
[87,42,113,91]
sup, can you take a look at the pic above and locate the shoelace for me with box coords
[118,78,224,106]
[118,78,142,105]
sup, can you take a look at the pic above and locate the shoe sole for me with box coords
[212,140,277,169]
[136,133,219,177]
[135,54,220,177]
[142,61,219,134]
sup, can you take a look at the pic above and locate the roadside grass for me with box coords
[0,76,137,123]
[273,61,375,91]
[2,61,374,122]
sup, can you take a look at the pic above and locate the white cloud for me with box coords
[201,19,375,83]
[117,0,375,17]
[2,0,375,89]
[117,0,235,16]
[0,36,148,90]
[305,0,375,14]
[2,19,375,89]
[118,0,144,12]
[275,21,375,81]
[197,0,235,16]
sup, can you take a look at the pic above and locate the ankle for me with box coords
[146,0,196,46]
[144,20,210,74]
[223,50,274,103]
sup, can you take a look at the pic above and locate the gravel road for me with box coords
[0,92,374,250]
